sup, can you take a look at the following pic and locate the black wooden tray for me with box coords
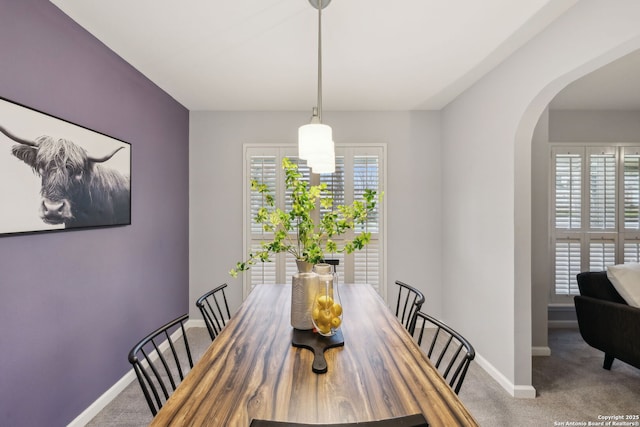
[291,328,344,374]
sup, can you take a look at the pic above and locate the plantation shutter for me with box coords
[620,148,640,265]
[588,238,616,271]
[554,151,582,229]
[319,156,346,276]
[552,148,584,295]
[623,239,640,263]
[554,240,581,295]
[243,145,385,297]
[250,156,277,235]
[248,153,278,287]
[551,144,640,300]
[588,149,616,230]
[352,154,381,292]
[623,149,640,230]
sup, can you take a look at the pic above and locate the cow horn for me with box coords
[0,125,38,147]
[88,146,124,163]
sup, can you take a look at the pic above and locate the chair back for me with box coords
[576,271,627,304]
[128,314,193,416]
[411,311,475,394]
[322,258,340,273]
[394,280,425,331]
[196,283,231,340]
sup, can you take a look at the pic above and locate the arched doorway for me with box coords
[441,2,640,397]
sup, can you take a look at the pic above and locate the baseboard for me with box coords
[188,318,205,328]
[67,321,202,427]
[474,353,537,399]
[548,320,578,328]
[532,346,551,356]
[67,368,137,427]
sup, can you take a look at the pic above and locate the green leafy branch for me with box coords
[230,157,380,277]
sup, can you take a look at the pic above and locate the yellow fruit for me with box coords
[331,303,342,317]
[312,307,320,322]
[331,317,342,328]
[314,316,330,332]
[320,309,333,324]
[317,295,334,309]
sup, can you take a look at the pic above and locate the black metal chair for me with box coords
[394,280,425,331]
[128,313,194,416]
[410,311,475,395]
[322,258,340,273]
[249,413,429,426]
[196,283,231,341]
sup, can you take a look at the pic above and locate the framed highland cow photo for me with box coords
[0,97,131,236]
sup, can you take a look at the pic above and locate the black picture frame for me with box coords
[0,97,131,236]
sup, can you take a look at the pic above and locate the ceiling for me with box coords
[50,0,638,112]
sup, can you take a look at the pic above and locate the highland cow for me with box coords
[0,125,130,228]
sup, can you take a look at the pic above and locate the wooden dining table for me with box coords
[150,283,479,426]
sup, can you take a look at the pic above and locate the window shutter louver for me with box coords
[554,152,581,229]
[354,155,380,233]
[250,156,277,235]
[589,239,616,271]
[354,242,380,292]
[320,156,345,214]
[589,151,616,230]
[623,240,640,263]
[249,242,277,289]
[623,150,640,230]
[554,240,581,295]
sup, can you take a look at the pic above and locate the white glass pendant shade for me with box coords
[298,123,332,161]
[308,138,335,174]
[297,0,335,174]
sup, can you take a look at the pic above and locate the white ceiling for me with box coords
[49,0,638,112]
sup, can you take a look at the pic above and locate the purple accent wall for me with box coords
[0,1,189,426]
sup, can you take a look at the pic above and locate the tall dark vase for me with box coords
[291,260,318,330]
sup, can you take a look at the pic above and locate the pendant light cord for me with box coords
[317,0,323,123]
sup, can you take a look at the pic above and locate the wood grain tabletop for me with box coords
[150,283,479,426]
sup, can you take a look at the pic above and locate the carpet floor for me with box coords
[86,328,640,426]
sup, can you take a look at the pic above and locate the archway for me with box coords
[515,40,640,392]
[441,2,640,398]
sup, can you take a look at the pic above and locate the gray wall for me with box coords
[189,0,640,399]
[189,111,441,317]
[531,109,550,350]
[550,110,640,142]
[441,0,640,395]
[0,1,189,426]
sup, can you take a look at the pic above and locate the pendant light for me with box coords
[298,0,335,174]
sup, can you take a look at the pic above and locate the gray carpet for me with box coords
[86,328,640,426]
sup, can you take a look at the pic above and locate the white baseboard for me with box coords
[67,368,137,427]
[188,318,205,328]
[67,320,202,427]
[474,353,537,399]
[532,346,551,356]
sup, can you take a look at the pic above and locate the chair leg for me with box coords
[603,354,614,370]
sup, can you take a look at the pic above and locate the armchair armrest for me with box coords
[574,295,640,370]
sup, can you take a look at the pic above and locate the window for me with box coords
[551,145,640,298]
[243,144,386,297]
